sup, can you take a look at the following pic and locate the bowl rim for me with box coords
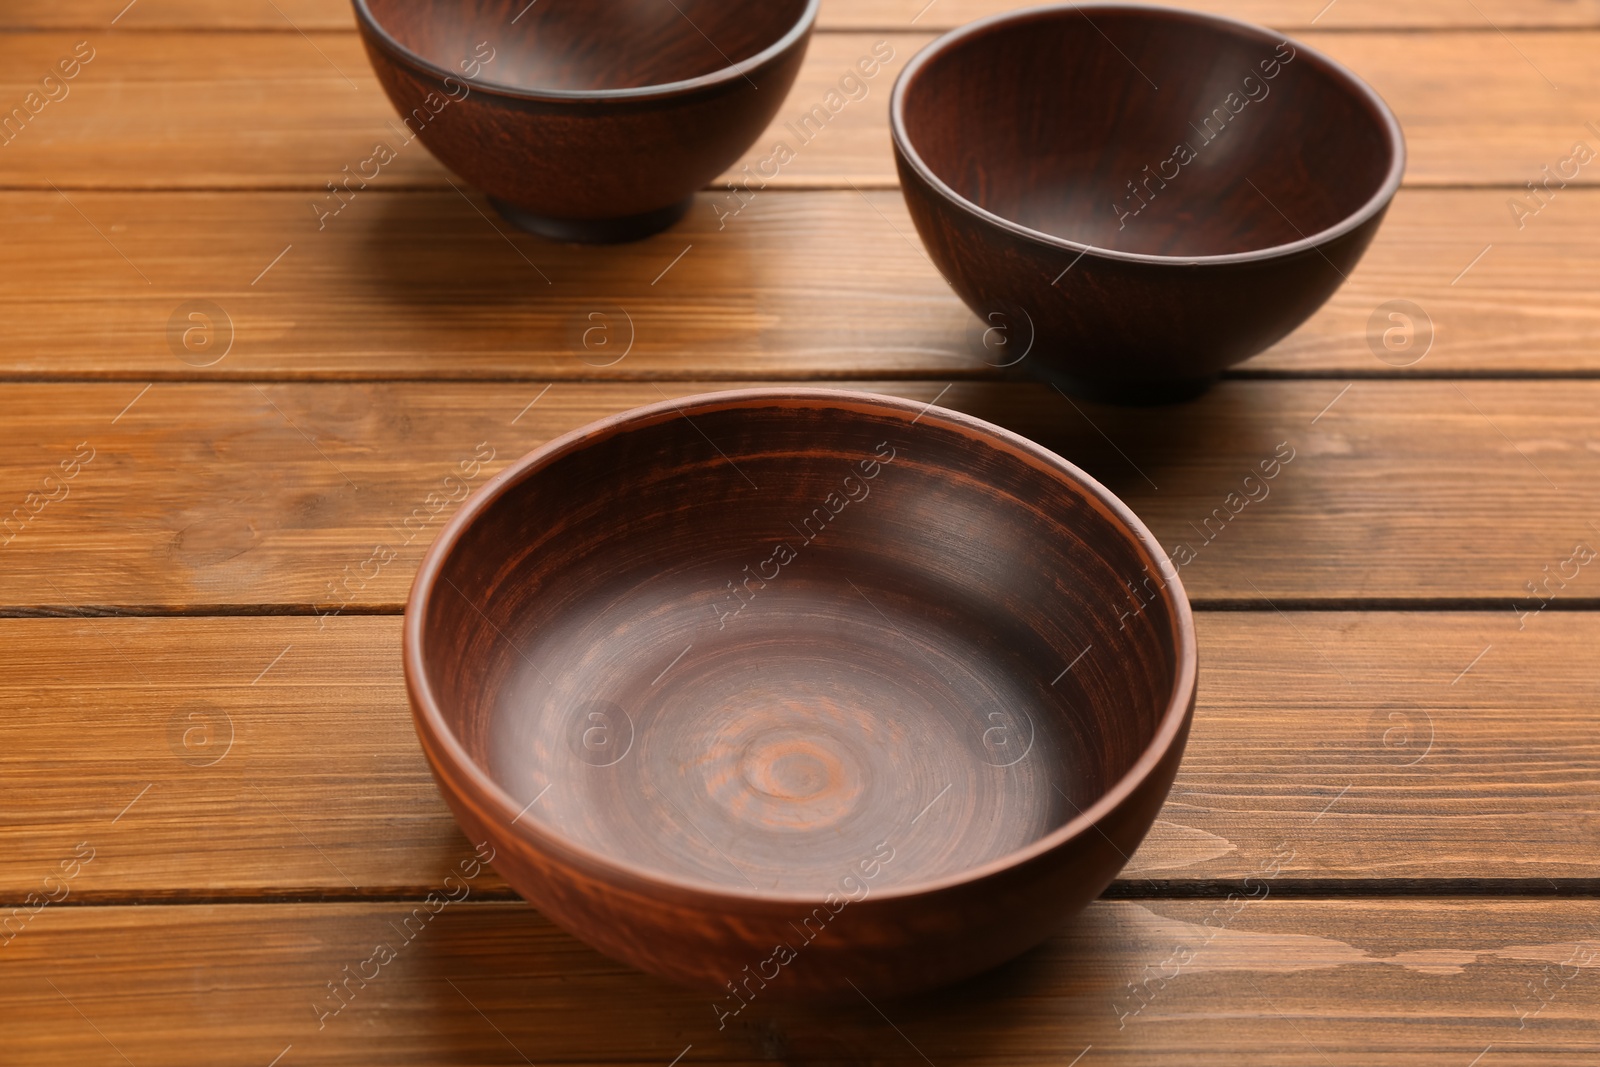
[404,387,1198,906]
[889,1,1407,266]
[351,0,820,102]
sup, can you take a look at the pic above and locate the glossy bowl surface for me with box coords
[354,0,817,241]
[892,3,1405,400]
[405,388,1196,998]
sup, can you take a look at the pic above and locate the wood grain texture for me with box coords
[10,0,1599,31]
[853,0,1600,30]
[0,31,924,190]
[898,10,1398,258]
[3,898,1599,1065]
[360,0,813,93]
[353,0,815,242]
[1,30,1598,189]
[0,380,1597,609]
[2,610,1597,899]
[892,8,1400,396]
[0,0,1592,1053]
[0,188,1592,379]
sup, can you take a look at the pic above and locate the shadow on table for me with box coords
[378,900,1116,1065]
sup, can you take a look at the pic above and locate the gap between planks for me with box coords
[2,600,1600,619]
[5,878,1599,910]
[7,370,1600,385]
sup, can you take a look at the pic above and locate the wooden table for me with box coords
[3,1,1598,1063]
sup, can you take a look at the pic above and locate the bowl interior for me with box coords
[418,396,1183,896]
[362,0,812,93]
[897,7,1398,257]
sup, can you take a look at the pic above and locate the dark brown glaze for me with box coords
[404,389,1197,999]
[353,0,817,242]
[892,4,1405,402]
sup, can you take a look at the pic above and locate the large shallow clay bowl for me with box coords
[892,3,1405,402]
[405,388,1196,998]
[353,0,817,242]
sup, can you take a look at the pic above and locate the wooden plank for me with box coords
[0,187,1593,379]
[0,1,1585,1056]
[840,0,1600,30]
[3,898,1598,1064]
[10,0,1598,32]
[2,0,357,31]
[1,611,1596,899]
[1256,187,1600,374]
[0,31,923,189]
[0,189,980,381]
[1,379,1598,608]
[1,30,1598,189]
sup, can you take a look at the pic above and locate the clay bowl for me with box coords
[892,3,1405,402]
[405,388,1196,999]
[353,0,818,242]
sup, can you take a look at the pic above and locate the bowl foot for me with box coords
[488,196,694,244]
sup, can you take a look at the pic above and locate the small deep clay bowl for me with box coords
[892,3,1405,402]
[353,0,818,242]
[405,389,1197,998]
